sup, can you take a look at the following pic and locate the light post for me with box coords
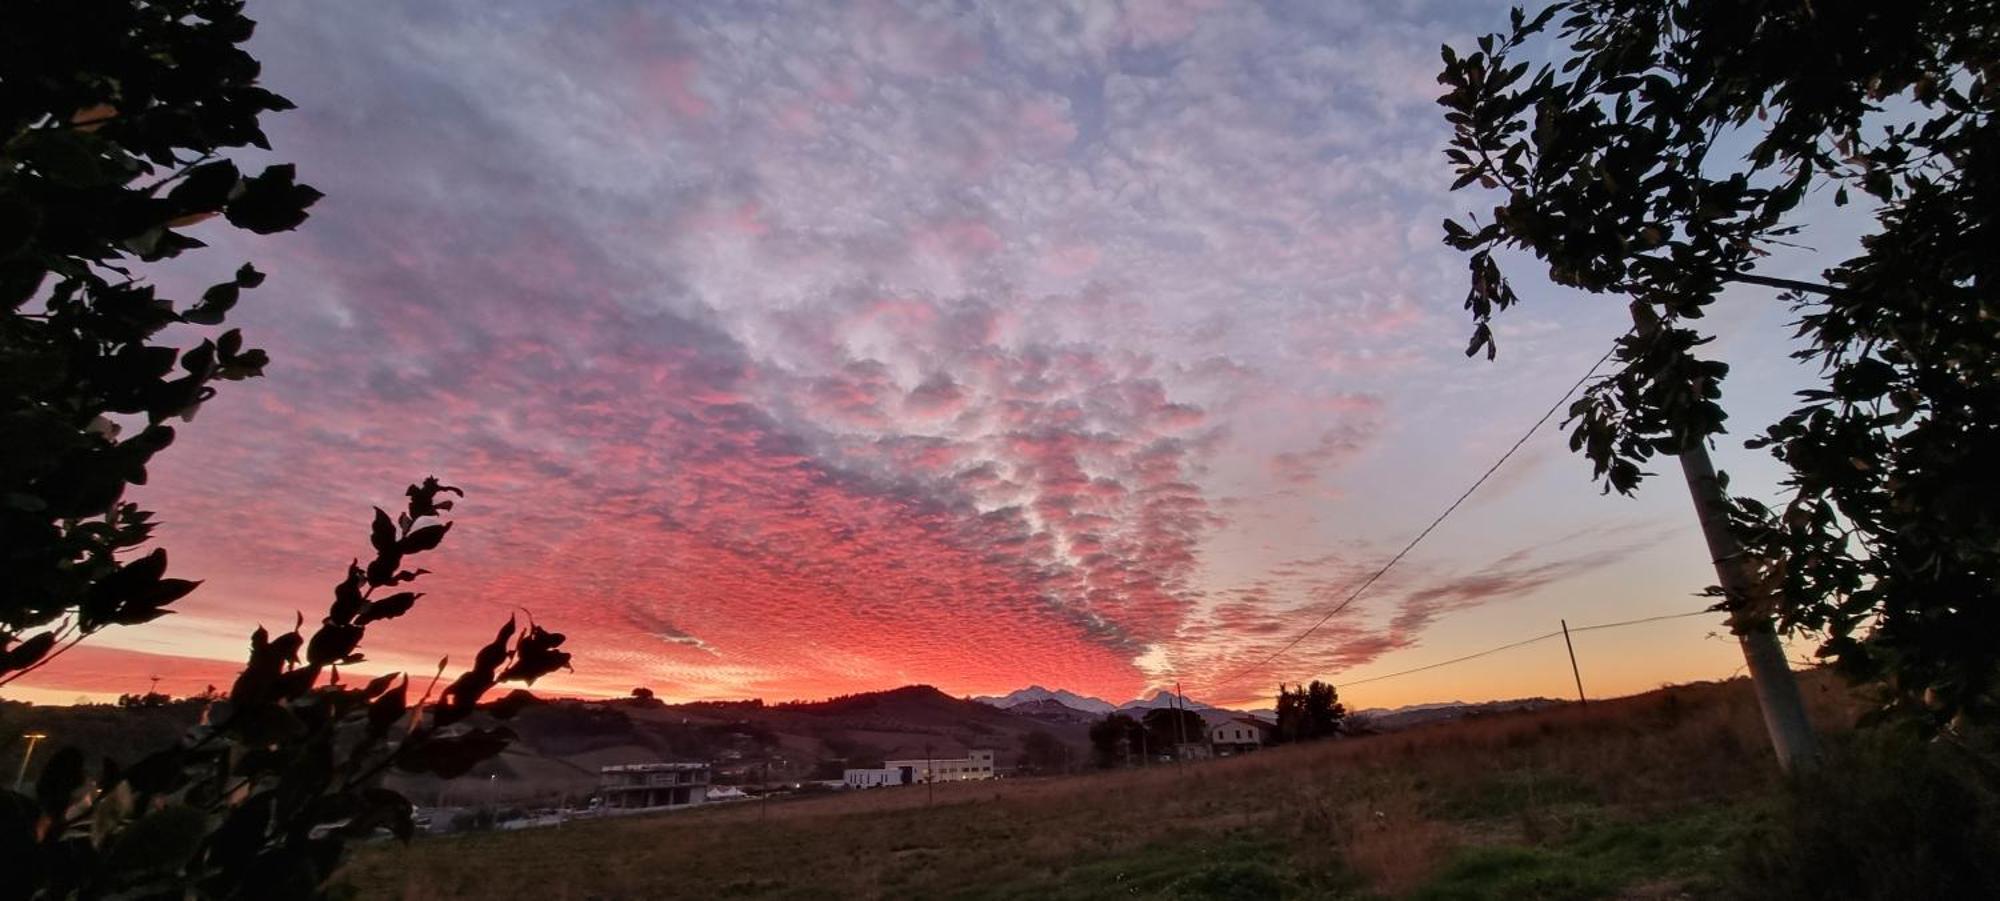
[14,732,48,790]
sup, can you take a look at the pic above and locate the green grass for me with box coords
[949,833,1360,901]
[1412,803,1760,900]
[334,676,1871,899]
[1424,768,1600,821]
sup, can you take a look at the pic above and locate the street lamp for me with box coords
[14,732,48,790]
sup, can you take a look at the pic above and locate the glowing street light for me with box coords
[14,732,48,790]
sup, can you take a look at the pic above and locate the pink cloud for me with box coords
[642,57,712,119]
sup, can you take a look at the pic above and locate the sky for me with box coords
[11,0,1865,710]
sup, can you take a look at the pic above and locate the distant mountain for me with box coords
[1116,690,1214,712]
[1352,697,1564,732]
[970,685,1115,715]
[1005,697,1102,724]
[974,686,1249,718]
[970,686,1561,732]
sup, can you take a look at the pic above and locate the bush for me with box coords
[1732,731,2000,900]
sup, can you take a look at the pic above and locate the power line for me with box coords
[1337,609,1710,688]
[1194,338,1624,695]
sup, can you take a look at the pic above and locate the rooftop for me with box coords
[600,762,710,773]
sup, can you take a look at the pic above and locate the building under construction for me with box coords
[597,762,710,810]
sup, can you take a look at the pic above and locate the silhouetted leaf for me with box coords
[398,522,450,554]
[223,164,322,234]
[355,591,421,625]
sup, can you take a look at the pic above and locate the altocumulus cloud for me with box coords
[26,0,1667,705]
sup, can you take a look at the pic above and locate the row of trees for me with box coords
[1271,681,1346,744]
[1087,707,1208,768]
[1084,681,1349,767]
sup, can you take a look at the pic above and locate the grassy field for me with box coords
[336,674,1865,900]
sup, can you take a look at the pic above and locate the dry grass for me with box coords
[335,673,1862,900]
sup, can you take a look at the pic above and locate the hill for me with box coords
[384,684,1094,805]
[3,684,1096,809]
[1353,698,1564,732]
[336,671,1944,899]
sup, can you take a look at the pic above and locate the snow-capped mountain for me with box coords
[1116,690,1214,712]
[973,686,1233,717]
[969,685,1115,715]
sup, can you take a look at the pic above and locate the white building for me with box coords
[852,749,996,786]
[598,762,709,810]
[842,767,907,789]
[1211,718,1269,756]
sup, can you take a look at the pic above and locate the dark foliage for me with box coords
[1439,0,2000,732]
[1088,712,1146,768]
[1732,730,2000,899]
[1141,706,1207,755]
[2,0,325,686]
[1017,729,1069,774]
[116,692,174,710]
[2,5,580,897]
[1272,681,1344,744]
[678,698,764,713]
[1,481,572,900]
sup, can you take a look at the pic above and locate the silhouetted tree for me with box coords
[1088,713,1144,768]
[1273,681,1345,743]
[8,479,573,898]
[2,0,322,687]
[1018,729,1068,774]
[1304,681,1346,737]
[1141,706,1206,756]
[1440,1,2000,732]
[0,4,577,897]
[1272,684,1300,746]
[115,691,172,709]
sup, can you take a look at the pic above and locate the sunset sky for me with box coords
[11,0,1866,711]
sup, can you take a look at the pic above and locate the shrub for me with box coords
[1,481,572,899]
[1732,731,2000,900]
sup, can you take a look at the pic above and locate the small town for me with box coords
[390,688,1301,835]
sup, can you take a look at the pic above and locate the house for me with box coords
[1211,718,1270,756]
[597,762,710,810]
[877,748,996,784]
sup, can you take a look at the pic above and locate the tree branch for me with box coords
[1725,272,1839,296]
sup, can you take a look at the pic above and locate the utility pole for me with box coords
[1172,682,1190,770]
[924,743,934,807]
[14,732,47,790]
[1632,302,1819,773]
[1559,619,1587,705]
[1676,440,1819,771]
